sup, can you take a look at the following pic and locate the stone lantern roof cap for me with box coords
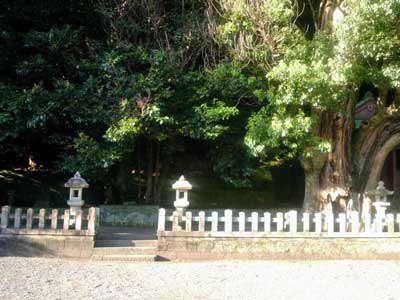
[64,172,89,188]
[172,175,192,190]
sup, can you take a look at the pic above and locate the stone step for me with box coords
[95,239,158,247]
[92,246,157,256]
[92,254,157,262]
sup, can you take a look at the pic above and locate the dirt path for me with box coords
[1,257,400,300]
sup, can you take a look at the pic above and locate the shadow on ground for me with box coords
[0,236,56,257]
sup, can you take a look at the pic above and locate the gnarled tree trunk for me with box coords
[302,0,355,211]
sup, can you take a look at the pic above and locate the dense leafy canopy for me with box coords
[2,0,400,205]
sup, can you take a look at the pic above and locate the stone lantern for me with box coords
[65,172,89,216]
[172,175,192,217]
[366,181,394,219]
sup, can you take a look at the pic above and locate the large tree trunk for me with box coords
[301,155,326,211]
[301,1,356,211]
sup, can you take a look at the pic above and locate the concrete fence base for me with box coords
[157,236,400,260]
[0,235,94,258]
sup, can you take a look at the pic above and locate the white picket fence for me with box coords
[0,206,97,236]
[157,208,400,236]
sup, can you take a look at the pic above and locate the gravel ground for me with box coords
[1,257,400,300]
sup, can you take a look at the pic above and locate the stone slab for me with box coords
[157,236,400,260]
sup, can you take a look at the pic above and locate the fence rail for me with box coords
[0,206,97,236]
[157,208,400,237]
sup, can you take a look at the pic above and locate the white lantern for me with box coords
[172,175,192,216]
[366,181,393,219]
[65,172,89,216]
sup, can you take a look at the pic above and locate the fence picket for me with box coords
[251,212,258,232]
[275,212,284,232]
[351,211,360,233]
[289,211,297,233]
[375,216,383,233]
[387,214,394,233]
[396,214,400,232]
[327,213,334,233]
[26,208,33,229]
[38,209,45,229]
[88,207,96,234]
[198,211,205,232]
[14,208,22,229]
[338,213,346,233]
[263,212,271,233]
[239,212,245,232]
[75,210,82,230]
[364,214,372,233]
[314,213,322,233]
[302,213,310,232]
[185,211,192,232]
[157,208,166,232]
[51,209,58,229]
[1,206,9,229]
[63,210,70,230]
[172,211,179,231]
[211,212,218,232]
[224,210,232,233]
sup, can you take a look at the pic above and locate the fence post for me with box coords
[350,211,359,233]
[26,208,33,229]
[239,212,245,232]
[326,213,334,234]
[302,213,310,232]
[289,210,297,233]
[14,208,22,229]
[1,206,9,229]
[387,214,395,233]
[172,211,179,232]
[396,214,400,232]
[63,209,70,231]
[314,213,322,233]
[88,207,96,234]
[51,209,58,229]
[185,211,192,232]
[75,210,82,230]
[199,211,205,232]
[224,210,232,233]
[251,212,258,232]
[95,207,100,228]
[375,216,383,233]
[157,208,166,232]
[263,212,271,233]
[364,214,372,233]
[275,212,284,232]
[38,209,45,229]
[338,213,346,233]
[211,211,218,232]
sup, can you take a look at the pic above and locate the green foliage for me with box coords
[338,0,400,88]
[9,0,400,203]
[62,133,121,178]
[217,0,400,164]
[215,0,301,65]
